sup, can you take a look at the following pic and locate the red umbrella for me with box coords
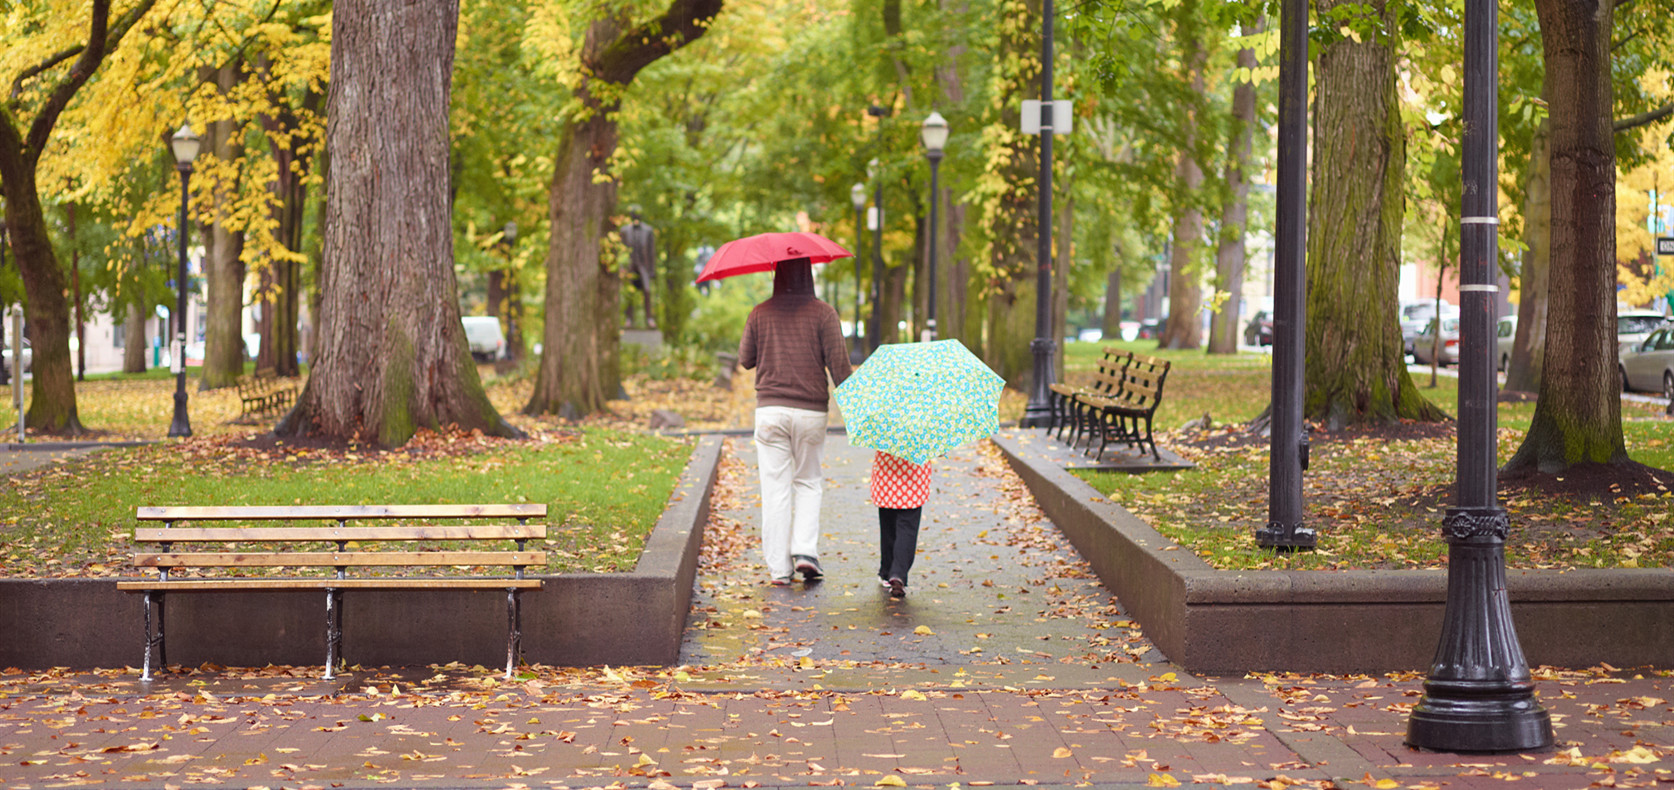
[695,231,853,283]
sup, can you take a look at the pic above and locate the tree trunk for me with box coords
[202,62,248,390]
[978,0,1042,388]
[277,0,518,446]
[1301,0,1444,428]
[1159,3,1207,351]
[1053,181,1072,379]
[524,0,723,419]
[123,301,148,374]
[1506,0,1627,473]
[1506,121,1551,393]
[1208,22,1261,355]
[1102,267,1123,339]
[883,257,908,345]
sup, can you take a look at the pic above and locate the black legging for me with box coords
[877,506,922,586]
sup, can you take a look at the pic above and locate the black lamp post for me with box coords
[1019,0,1057,428]
[920,112,948,343]
[1254,0,1315,550]
[167,124,200,439]
[1405,0,1552,753]
[851,182,867,357]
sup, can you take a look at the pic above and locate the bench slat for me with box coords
[118,578,545,591]
[133,525,547,542]
[133,551,547,568]
[137,504,547,521]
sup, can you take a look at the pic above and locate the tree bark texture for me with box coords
[979,0,1042,388]
[1302,0,1444,428]
[122,302,148,374]
[1506,0,1627,473]
[1160,3,1206,351]
[202,62,247,390]
[278,0,517,446]
[1102,267,1123,339]
[1208,26,1261,355]
[1506,121,1551,392]
[0,0,152,434]
[525,0,722,419]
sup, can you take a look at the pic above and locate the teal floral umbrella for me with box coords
[833,339,1005,465]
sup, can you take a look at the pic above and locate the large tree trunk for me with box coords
[1208,22,1261,355]
[1505,0,1627,473]
[524,0,722,419]
[202,62,248,390]
[978,0,1042,388]
[123,302,148,374]
[1159,7,1207,351]
[1506,122,1551,392]
[1302,0,1444,428]
[277,0,517,446]
[1102,267,1123,339]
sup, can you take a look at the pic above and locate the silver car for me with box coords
[1401,300,1457,357]
[1620,324,1674,399]
[1,336,29,376]
[1412,316,1460,366]
[1496,315,1517,372]
[1617,311,1669,357]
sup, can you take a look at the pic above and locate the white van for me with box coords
[462,316,507,361]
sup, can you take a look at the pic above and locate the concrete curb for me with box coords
[992,430,1674,674]
[0,435,722,671]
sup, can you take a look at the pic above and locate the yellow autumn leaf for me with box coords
[1146,773,1180,787]
[901,689,928,701]
[1052,747,1072,758]
[914,625,935,635]
[635,753,658,767]
[1374,779,1398,789]
[1611,745,1659,764]
[876,776,907,787]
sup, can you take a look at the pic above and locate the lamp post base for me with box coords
[168,388,192,438]
[1255,521,1316,550]
[1018,338,1057,428]
[1406,683,1552,753]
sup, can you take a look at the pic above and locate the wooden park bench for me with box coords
[1047,347,1132,447]
[235,367,298,420]
[1081,353,1172,461]
[117,504,547,681]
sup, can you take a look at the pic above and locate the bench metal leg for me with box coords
[141,591,165,682]
[324,589,344,680]
[505,588,523,680]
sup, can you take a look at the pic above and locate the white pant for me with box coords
[754,406,829,579]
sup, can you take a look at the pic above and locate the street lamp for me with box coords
[850,182,867,357]
[920,112,948,343]
[1406,0,1551,752]
[167,123,200,438]
[1018,0,1057,428]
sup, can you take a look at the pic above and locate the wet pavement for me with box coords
[2,430,1673,788]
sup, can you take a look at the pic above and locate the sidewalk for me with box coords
[2,431,1671,788]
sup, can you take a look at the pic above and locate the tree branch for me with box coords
[25,0,158,160]
[11,45,86,100]
[592,0,725,86]
[1614,100,1674,133]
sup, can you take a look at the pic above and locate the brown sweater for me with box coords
[738,294,853,412]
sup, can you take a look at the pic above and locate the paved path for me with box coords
[2,431,1672,788]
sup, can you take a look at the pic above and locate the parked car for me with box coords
[1495,315,1518,372]
[1401,300,1457,357]
[1619,324,1674,398]
[1616,310,1670,357]
[1135,318,1162,340]
[1,336,29,376]
[1412,316,1461,366]
[462,315,508,361]
[1243,310,1273,346]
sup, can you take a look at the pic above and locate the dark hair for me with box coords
[773,258,815,295]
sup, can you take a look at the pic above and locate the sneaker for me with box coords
[771,576,792,586]
[878,577,892,589]
[794,555,824,580]
[888,578,906,598]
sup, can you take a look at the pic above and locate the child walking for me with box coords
[870,451,932,598]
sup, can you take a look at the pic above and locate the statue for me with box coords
[620,210,656,329]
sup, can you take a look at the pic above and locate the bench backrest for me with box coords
[132,504,548,579]
[1088,348,1134,396]
[1114,354,1171,412]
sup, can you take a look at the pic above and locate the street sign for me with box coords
[1657,237,1674,256]
[1021,100,1073,135]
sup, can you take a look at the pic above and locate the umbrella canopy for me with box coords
[695,231,852,283]
[833,339,1005,465]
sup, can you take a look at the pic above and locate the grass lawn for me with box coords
[1061,340,1674,572]
[0,363,737,578]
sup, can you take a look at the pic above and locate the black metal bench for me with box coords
[117,504,546,681]
[235,368,297,420]
[1047,348,1132,447]
[1080,353,1171,461]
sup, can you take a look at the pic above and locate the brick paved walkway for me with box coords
[2,430,1671,788]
